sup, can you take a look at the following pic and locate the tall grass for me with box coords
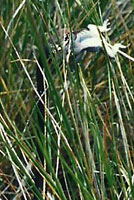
[0,0,134,199]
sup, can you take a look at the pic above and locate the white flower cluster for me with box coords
[63,19,128,60]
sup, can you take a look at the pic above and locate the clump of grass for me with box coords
[0,0,134,199]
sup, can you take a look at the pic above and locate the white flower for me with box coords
[103,42,126,58]
[63,19,127,59]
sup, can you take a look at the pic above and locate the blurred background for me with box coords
[0,0,134,199]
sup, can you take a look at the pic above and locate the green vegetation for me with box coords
[0,0,134,199]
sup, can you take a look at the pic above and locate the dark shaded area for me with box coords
[33,47,50,199]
